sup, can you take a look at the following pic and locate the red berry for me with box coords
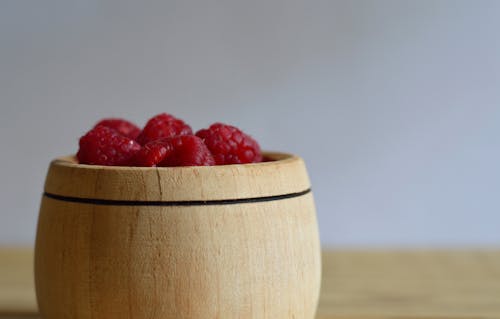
[134,136,215,167]
[159,135,215,167]
[136,113,192,145]
[94,118,141,140]
[77,126,141,166]
[196,123,262,165]
[133,139,172,167]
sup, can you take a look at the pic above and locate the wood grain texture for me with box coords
[43,152,311,201]
[34,153,321,319]
[2,250,500,318]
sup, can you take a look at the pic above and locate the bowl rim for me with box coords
[52,151,297,171]
[44,151,310,201]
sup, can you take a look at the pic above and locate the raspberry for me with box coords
[196,123,262,165]
[94,118,141,140]
[134,136,214,167]
[77,126,141,166]
[161,135,214,167]
[136,113,192,145]
[133,139,171,167]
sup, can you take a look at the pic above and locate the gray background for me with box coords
[1,0,499,247]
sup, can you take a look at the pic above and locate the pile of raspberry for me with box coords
[77,113,263,167]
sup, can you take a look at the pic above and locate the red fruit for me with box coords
[134,136,215,167]
[77,126,141,166]
[133,139,171,167]
[136,113,192,145]
[94,118,141,140]
[144,135,215,167]
[196,123,262,165]
[161,135,214,167]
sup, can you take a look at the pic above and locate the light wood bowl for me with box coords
[34,152,321,319]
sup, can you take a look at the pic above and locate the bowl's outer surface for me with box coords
[35,153,321,319]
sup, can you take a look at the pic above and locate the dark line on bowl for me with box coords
[43,189,311,207]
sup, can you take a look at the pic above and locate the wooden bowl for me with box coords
[34,152,321,319]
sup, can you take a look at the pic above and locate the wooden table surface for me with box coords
[1,248,500,319]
